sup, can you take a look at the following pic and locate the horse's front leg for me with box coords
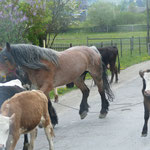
[40,83,58,127]
[74,78,90,119]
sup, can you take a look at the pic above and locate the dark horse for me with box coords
[0,43,114,119]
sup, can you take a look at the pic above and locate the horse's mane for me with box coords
[8,44,59,70]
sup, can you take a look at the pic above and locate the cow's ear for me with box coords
[6,42,11,52]
[139,70,144,78]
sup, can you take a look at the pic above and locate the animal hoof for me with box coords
[141,133,147,137]
[99,112,107,119]
[80,111,88,119]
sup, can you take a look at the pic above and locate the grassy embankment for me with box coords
[50,31,150,99]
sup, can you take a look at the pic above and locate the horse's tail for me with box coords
[117,50,120,73]
[102,62,114,101]
[48,100,58,127]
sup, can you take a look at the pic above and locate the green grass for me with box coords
[49,31,150,99]
[54,31,147,44]
[49,86,78,99]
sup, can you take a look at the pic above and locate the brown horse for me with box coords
[0,43,114,120]
[0,90,54,150]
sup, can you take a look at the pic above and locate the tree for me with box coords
[19,0,52,46]
[46,0,80,47]
[20,0,80,47]
[0,0,28,46]
[85,1,118,32]
[115,11,146,25]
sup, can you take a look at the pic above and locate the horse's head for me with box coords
[0,43,16,77]
[0,114,15,150]
[139,70,150,97]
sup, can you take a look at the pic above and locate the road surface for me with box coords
[16,61,150,150]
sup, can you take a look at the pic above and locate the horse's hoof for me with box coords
[141,133,147,137]
[99,112,107,119]
[80,111,88,119]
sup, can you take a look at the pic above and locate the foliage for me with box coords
[115,12,146,25]
[0,0,28,45]
[19,0,80,47]
[85,1,118,32]
[46,0,81,47]
[82,0,146,33]
[19,0,52,46]
[0,0,80,47]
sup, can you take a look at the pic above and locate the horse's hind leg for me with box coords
[74,77,90,119]
[91,73,109,118]
[90,63,113,119]
[110,62,115,84]
[110,69,114,84]
[114,65,118,83]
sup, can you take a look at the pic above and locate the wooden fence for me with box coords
[51,36,148,57]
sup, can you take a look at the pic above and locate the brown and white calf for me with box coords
[139,70,150,137]
[0,90,54,150]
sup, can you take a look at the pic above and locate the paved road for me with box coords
[16,61,150,150]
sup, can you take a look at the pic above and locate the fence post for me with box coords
[101,42,103,48]
[87,37,89,46]
[70,43,72,47]
[130,37,133,56]
[139,37,141,55]
[120,39,122,57]
[132,36,134,51]
[148,43,150,55]
[111,40,113,46]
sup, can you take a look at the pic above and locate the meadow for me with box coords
[54,31,147,44]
